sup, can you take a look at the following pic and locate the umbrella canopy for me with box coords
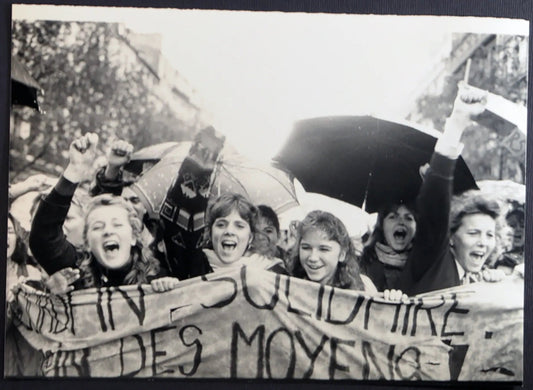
[129,142,299,218]
[275,116,478,213]
[125,141,181,176]
[279,192,372,238]
[11,56,41,110]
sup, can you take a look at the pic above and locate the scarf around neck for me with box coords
[374,242,410,268]
[203,249,284,272]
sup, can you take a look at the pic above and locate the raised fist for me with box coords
[63,132,99,183]
[107,139,134,168]
[451,81,488,120]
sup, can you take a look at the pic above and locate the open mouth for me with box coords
[306,263,323,271]
[469,251,485,261]
[221,240,237,251]
[393,227,407,240]
[103,240,120,254]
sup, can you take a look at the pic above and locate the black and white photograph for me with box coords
[4,3,528,384]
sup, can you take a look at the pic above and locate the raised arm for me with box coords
[9,174,54,201]
[30,133,99,275]
[90,139,134,196]
[407,82,487,280]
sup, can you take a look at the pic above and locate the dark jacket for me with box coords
[29,176,164,288]
[399,248,461,295]
[397,153,460,295]
[361,152,456,294]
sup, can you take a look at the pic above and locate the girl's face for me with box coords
[211,208,252,264]
[299,228,345,285]
[253,216,279,256]
[7,218,17,259]
[86,205,135,270]
[382,205,416,252]
[450,213,496,273]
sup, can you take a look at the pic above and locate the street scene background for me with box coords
[10,7,528,186]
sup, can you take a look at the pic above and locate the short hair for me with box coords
[449,194,500,234]
[206,193,258,234]
[257,204,280,234]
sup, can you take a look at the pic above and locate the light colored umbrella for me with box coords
[130,142,299,219]
[279,191,373,239]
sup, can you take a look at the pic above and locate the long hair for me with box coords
[360,201,417,267]
[204,193,258,248]
[289,210,365,290]
[77,194,160,288]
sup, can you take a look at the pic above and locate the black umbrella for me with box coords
[274,116,478,213]
[11,56,42,111]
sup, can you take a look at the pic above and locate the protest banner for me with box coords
[10,266,522,381]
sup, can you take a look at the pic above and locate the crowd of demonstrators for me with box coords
[4,83,524,333]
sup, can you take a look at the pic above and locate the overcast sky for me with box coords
[12,5,529,161]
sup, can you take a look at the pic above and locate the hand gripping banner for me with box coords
[10,266,523,380]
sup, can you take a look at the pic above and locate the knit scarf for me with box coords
[374,242,410,268]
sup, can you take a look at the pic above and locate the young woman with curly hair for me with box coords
[288,210,372,291]
[30,133,165,292]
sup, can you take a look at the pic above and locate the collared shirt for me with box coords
[455,260,483,285]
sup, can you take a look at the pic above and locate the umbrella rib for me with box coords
[221,162,296,195]
[218,164,250,196]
